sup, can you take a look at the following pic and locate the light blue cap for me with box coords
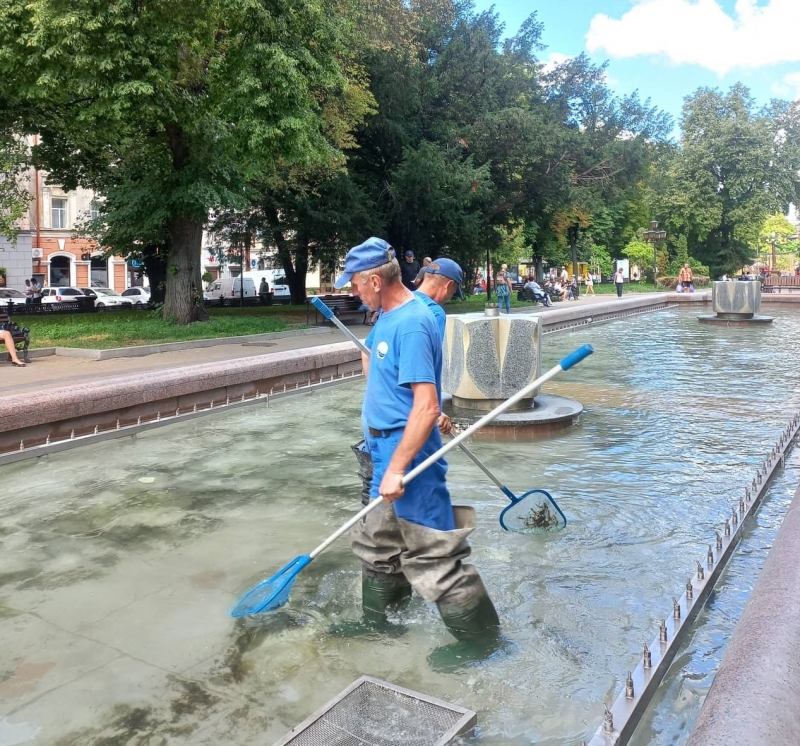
[425,258,463,297]
[334,237,395,289]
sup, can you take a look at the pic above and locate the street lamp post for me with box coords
[642,220,667,284]
[770,231,777,272]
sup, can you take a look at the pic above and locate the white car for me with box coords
[121,287,151,307]
[81,287,134,309]
[0,289,28,307]
[40,286,87,303]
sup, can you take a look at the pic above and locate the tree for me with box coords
[0,132,30,240]
[0,0,369,323]
[660,85,800,276]
[622,238,657,275]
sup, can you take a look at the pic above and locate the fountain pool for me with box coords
[1,307,799,745]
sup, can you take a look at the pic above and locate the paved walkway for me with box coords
[0,292,671,398]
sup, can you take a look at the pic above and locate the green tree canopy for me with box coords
[654,84,800,276]
[0,0,370,322]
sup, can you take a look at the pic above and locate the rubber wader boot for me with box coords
[329,571,412,637]
[351,441,373,507]
[427,591,501,671]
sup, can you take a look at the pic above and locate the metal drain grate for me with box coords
[241,342,277,347]
[273,675,477,746]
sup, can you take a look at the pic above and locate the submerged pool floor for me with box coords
[1,308,800,746]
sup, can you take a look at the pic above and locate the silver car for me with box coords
[120,287,151,307]
[81,287,134,309]
[0,289,28,307]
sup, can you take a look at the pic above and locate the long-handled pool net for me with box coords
[231,343,592,617]
[454,438,566,533]
[312,295,566,534]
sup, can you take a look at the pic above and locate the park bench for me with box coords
[306,294,368,325]
[762,275,800,293]
[0,312,30,363]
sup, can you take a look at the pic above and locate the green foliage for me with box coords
[654,85,800,277]
[0,133,30,239]
[0,0,370,322]
[589,244,613,277]
[666,256,709,276]
[622,238,656,267]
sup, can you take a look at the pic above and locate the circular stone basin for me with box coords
[698,314,774,325]
[443,392,583,441]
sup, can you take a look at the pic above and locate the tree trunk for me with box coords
[163,216,206,324]
[269,215,309,304]
[142,245,167,305]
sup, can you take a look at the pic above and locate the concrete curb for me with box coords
[686,483,800,746]
[0,341,361,434]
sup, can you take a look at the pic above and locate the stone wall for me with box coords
[0,233,32,290]
[686,483,800,746]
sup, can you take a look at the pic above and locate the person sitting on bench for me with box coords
[523,275,552,306]
[0,329,25,367]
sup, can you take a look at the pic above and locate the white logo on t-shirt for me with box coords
[375,341,389,360]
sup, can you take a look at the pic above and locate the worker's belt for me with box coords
[367,426,404,438]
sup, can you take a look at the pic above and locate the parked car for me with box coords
[121,287,151,307]
[40,286,87,303]
[81,287,134,309]
[0,289,28,307]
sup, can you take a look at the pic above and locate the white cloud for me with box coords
[540,52,572,75]
[772,72,800,100]
[586,0,800,76]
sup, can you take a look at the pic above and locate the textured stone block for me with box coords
[712,281,761,316]
[443,314,540,410]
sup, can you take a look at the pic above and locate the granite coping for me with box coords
[686,483,800,746]
[0,342,361,433]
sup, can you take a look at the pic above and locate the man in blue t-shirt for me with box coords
[335,238,499,667]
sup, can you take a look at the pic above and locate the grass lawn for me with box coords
[25,305,311,349]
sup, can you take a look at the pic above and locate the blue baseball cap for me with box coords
[425,258,463,298]
[334,237,396,289]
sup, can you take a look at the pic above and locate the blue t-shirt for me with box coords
[365,292,445,348]
[413,290,446,340]
[363,298,442,431]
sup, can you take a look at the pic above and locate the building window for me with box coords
[52,198,67,229]
[90,201,100,220]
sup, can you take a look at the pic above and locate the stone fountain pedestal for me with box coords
[698,281,773,324]
[442,312,582,440]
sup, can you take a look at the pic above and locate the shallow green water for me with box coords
[0,307,799,745]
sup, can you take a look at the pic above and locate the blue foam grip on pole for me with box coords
[501,486,518,502]
[310,296,335,319]
[559,344,594,371]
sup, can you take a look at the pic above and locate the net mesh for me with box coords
[499,489,566,533]
[276,678,475,746]
[231,555,310,617]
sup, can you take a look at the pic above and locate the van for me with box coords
[243,270,291,304]
[203,276,257,303]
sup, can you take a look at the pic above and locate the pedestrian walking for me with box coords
[615,267,624,297]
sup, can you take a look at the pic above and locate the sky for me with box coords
[470,0,800,134]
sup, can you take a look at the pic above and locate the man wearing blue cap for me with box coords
[400,249,421,291]
[336,237,499,668]
[415,258,464,336]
